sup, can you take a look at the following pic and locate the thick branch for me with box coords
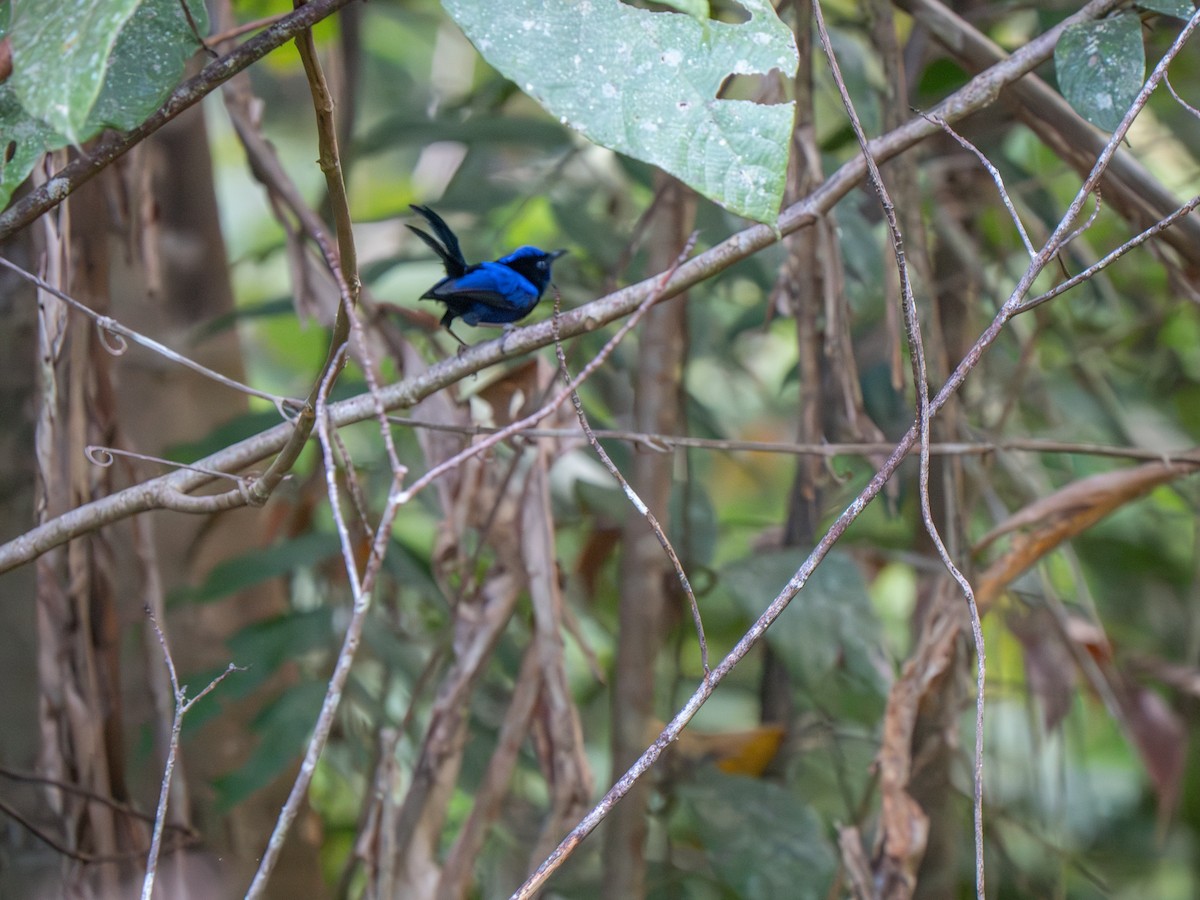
[0,0,1135,576]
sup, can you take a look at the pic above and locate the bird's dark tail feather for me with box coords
[408,205,467,277]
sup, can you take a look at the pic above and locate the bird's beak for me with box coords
[549,249,568,261]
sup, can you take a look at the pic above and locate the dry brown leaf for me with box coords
[873,597,962,899]
[974,460,1199,612]
[1128,657,1200,699]
[1007,606,1078,732]
[1112,671,1187,831]
[651,721,787,778]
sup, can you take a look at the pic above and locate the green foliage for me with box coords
[0,0,207,206]
[171,533,343,605]
[1138,0,1197,18]
[1055,14,1144,132]
[85,0,208,133]
[10,0,1200,895]
[670,771,837,899]
[9,0,141,142]
[440,0,797,222]
[171,1,1200,889]
[722,549,888,700]
[214,678,328,809]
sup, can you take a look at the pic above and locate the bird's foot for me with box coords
[499,324,516,354]
[447,325,469,354]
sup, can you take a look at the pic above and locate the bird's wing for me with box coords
[431,262,538,310]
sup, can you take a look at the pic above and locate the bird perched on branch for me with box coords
[407,204,567,348]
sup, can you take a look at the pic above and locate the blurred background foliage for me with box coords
[3,0,1200,897]
[183,1,1200,897]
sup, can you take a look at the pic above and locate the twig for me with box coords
[1014,194,1200,314]
[0,254,300,415]
[209,14,290,47]
[921,112,1035,258]
[85,444,259,489]
[141,608,241,900]
[0,794,191,865]
[380,418,1200,463]
[1165,73,1200,121]
[550,285,709,674]
[382,420,1200,462]
[176,0,216,57]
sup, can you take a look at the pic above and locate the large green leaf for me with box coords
[8,0,141,143]
[440,0,797,222]
[85,0,210,134]
[1137,0,1195,19]
[0,0,207,208]
[1055,13,1143,133]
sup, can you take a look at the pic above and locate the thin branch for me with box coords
[141,608,241,900]
[1014,194,1200,314]
[0,254,300,415]
[921,112,1035,258]
[0,767,198,835]
[551,287,709,674]
[1165,73,1200,121]
[816,6,987,893]
[176,0,216,57]
[85,444,258,489]
[209,14,290,47]
[381,419,1200,464]
[0,794,189,865]
[1059,192,1104,255]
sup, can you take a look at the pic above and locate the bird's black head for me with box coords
[498,246,567,296]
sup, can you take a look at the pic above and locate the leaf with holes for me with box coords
[1055,13,1144,132]
[441,0,798,222]
[0,0,207,209]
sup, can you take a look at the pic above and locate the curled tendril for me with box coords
[276,397,305,421]
[85,445,116,467]
[94,318,129,355]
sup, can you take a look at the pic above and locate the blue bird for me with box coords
[407,205,567,348]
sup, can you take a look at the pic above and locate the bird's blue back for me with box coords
[433,261,541,324]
